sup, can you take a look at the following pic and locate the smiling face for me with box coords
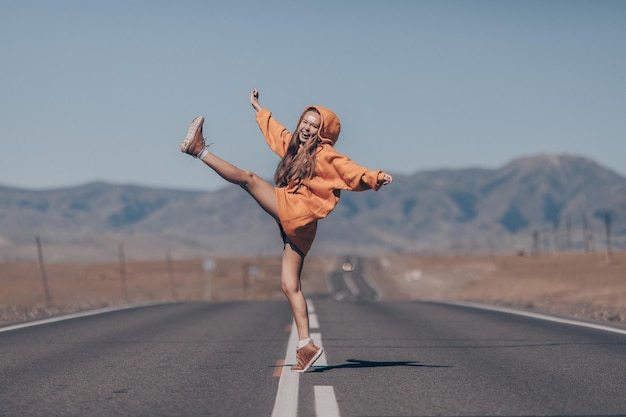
[297,110,321,143]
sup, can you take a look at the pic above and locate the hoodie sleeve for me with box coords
[321,146,385,191]
[255,108,292,158]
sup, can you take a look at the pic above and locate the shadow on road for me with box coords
[311,358,451,372]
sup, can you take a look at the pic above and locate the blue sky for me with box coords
[1,0,625,191]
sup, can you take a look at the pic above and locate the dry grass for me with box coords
[2,251,625,326]
[0,255,338,325]
[369,250,626,323]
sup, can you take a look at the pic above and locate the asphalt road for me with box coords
[0,302,290,417]
[302,298,626,417]
[2,262,626,416]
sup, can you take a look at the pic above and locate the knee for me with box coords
[281,278,300,297]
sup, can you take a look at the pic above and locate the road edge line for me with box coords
[439,301,626,335]
[0,302,169,333]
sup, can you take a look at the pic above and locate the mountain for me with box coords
[1,154,625,262]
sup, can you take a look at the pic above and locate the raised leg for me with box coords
[181,116,279,220]
[199,151,279,221]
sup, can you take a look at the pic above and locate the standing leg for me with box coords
[281,242,309,340]
[282,242,323,372]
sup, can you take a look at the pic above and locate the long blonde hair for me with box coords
[274,107,320,187]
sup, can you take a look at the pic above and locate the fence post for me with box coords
[604,211,612,262]
[203,259,216,301]
[119,243,129,302]
[166,250,177,301]
[241,262,249,300]
[35,235,52,307]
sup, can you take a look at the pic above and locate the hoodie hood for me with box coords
[299,105,341,145]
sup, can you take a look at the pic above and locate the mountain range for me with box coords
[1,154,624,262]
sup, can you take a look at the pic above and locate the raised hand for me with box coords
[250,88,262,112]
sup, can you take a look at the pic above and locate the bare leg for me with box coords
[193,141,308,338]
[182,117,278,219]
[201,152,310,338]
[183,118,320,371]
[199,151,279,221]
[281,242,309,340]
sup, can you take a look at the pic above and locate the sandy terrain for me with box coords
[1,251,625,327]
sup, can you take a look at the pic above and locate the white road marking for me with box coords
[271,316,300,417]
[343,273,360,296]
[315,385,341,417]
[272,301,334,416]
[309,313,319,329]
[442,301,626,336]
[0,303,166,333]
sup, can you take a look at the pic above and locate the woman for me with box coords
[180,89,393,372]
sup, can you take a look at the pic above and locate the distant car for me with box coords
[342,262,355,272]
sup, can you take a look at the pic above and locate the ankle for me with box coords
[196,143,213,159]
[197,146,209,159]
[297,338,311,349]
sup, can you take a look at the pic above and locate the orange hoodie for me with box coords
[256,106,385,255]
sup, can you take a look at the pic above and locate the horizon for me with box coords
[1,152,623,192]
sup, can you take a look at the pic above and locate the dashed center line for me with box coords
[342,274,360,296]
[271,320,300,417]
[314,385,340,417]
[271,300,339,417]
[309,313,320,330]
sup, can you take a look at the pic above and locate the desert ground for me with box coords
[1,251,625,327]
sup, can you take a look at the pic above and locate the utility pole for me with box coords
[565,214,572,251]
[582,213,591,253]
[532,230,540,256]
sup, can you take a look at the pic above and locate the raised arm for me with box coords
[323,148,393,191]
